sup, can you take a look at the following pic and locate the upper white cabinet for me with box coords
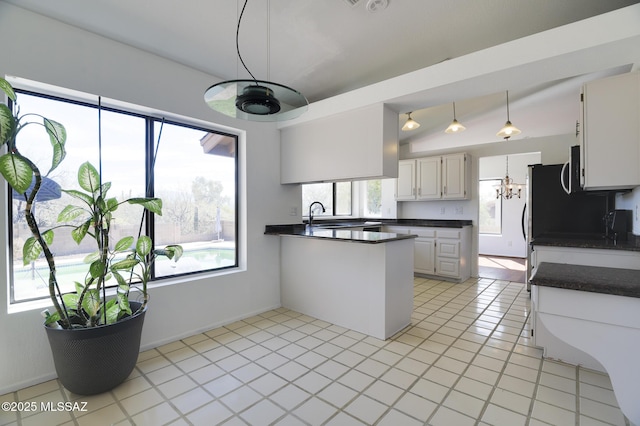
[396,160,417,200]
[396,153,469,200]
[581,71,640,190]
[442,153,468,199]
[280,104,399,184]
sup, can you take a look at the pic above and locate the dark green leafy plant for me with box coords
[0,77,182,329]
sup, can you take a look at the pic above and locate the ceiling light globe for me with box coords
[497,120,521,139]
[445,119,466,134]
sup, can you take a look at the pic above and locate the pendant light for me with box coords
[204,0,308,122]
[402,112,420,131]
[444,102,466,134]
[495,156,523,200]
[496,90,521,140]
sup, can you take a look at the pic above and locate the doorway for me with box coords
[478,152,540,282]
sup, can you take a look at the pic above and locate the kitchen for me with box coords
[271,36,640,426]
[2,1,640,425]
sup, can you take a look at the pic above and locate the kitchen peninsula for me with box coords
[265,224,416,340]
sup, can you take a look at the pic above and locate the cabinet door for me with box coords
[396,160,416,200]
[442,154,468,199]
[417,157,442,200]
[414,238,435,274]
[437,240,460,258]
[436,258,460,278]
[583,72,640,190]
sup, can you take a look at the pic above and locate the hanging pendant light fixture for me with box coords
[402,112,420,131]
[204,0,308,122]
[496,90,521,140]
[495,156,524,200]
[444,102,466,134]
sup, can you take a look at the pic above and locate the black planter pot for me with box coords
[44,302,146,395]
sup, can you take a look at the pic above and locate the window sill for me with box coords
[7,267,245,315]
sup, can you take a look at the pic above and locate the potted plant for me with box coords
[0,77,182,395]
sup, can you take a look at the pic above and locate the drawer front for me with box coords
[408,227,436,238]
[436,229,461,239]
[383,226,410,234]
[437,241,460,258]
[437,258,460,278]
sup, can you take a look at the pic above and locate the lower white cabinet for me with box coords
[384,225,471,281]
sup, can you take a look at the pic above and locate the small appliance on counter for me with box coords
[604,209,632,242]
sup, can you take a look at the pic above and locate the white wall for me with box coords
[0,3,300,394]
[478,153,541,258]
[396,133,575,276]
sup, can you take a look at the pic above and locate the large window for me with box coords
[301,179,383,218]
[9,89,238,303]
[479,179,502,234]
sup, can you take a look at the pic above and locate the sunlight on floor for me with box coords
[478,256,526,271]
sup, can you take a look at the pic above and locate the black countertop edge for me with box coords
[265,219,472,233]
[532,233,640,252]
[267,228,417,244]
[531,262,640,298]
[383,219,473,228]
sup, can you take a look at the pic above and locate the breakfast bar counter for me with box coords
[267,224,416,340]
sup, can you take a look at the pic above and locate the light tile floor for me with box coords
[1,277,630,426]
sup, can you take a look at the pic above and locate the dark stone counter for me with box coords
[265,226,417,244]
[265,219,472,244]
[531,262,640,298]
[265,218,472,235]
[382,219,473,228]
[532,233,640,252]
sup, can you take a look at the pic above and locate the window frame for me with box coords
[7,87,240,305]
[302,182,353,218]
[478,178,503,235]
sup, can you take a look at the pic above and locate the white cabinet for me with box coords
[581,71,640,190]
[396,160,416,200]
[384,225,471,281]
[396,153,469,200]
[280,103,399,184]
[435,229,462,278]
[442,154,468,199]
[417,157,442,200]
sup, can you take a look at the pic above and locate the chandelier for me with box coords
[495,156,524,199]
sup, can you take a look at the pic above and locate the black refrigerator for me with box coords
[525,163,609,282]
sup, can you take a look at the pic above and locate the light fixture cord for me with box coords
[506,90,511,121]
[452,102,457,119]
[236,0,258,84]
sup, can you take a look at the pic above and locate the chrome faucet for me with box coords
[307,201,325,229]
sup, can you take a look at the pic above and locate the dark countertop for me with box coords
[265,226,417,244]
[531,262,640,298]
[265,218,471,234]
[380,218,473,228]
[532,233,640,252]
[265,219,471,244]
